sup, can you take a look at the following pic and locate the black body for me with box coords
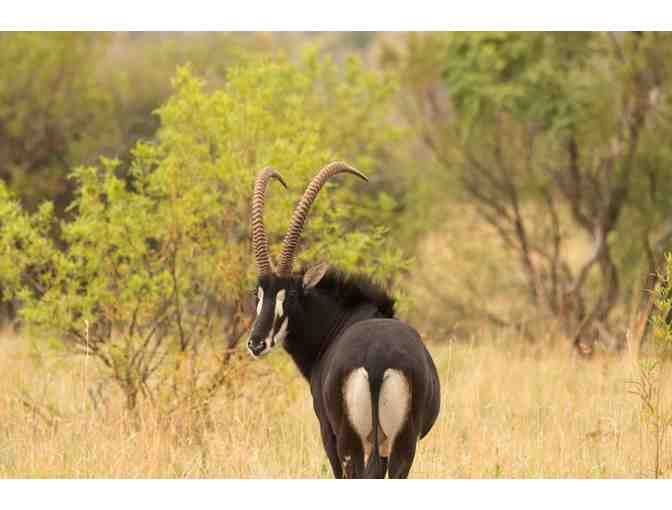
[249,268,441,478]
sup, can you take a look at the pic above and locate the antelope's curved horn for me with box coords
[276,161,368,276]
[251,167,287,276]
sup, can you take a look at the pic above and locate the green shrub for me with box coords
[0,33,118,213]
[1,54,406,414]
[651,253,672,356]
[629,252,672,478]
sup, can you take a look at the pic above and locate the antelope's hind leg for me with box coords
[387,421,417,479]
[318,421,342,478]
[336,418,366,478]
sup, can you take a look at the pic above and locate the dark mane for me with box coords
[303,267,396,318]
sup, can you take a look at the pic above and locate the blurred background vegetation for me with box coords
[2,31,672,414]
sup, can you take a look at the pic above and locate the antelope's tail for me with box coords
[364,372,386,478]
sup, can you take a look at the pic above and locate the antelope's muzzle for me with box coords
[247,309,274,358]
[247,335,269,358]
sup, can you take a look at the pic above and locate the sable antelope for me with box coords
[247,162,440,478]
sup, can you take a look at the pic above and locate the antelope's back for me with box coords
[317,318,441,438]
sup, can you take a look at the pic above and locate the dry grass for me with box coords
[0,329,670,479]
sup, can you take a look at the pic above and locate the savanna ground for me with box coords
[1,327,668,478]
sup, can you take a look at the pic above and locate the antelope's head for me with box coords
[247,162,368,358]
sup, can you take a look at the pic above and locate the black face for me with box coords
[247,275,299,358]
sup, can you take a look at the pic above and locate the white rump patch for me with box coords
[343,367,412,461]
[378,369,411,457]
[343,367,373,460]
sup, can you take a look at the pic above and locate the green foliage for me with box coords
[391,32,672,339]
[0,33,118,212]
[0,54,404,412]
[629,253,672,478]
[0,33,276,215]
[651,253,672,356]
[442,32,594,131]
[0,182,56,301]
[99,33,271,163]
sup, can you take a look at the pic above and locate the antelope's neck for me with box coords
[284,293,366,380]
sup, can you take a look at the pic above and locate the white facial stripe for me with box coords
[254,289,288,355]
[256,287,264,316]
[260,315,289,352]
[274,289,286,319]
[273,317,289,346]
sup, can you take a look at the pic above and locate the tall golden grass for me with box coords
[0,328,668,478]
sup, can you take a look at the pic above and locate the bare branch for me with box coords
[568,224,606,298]
[542,189,562,311]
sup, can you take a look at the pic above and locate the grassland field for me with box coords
[1,328,668,479]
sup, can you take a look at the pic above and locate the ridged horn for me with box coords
[276,161,368,276]
[251,167,287,276]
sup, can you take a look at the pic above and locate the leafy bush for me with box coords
[0,32,268,215]
[1,54,406,414]
[0,33,118,213]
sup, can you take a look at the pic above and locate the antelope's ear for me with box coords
[303,261,330,290]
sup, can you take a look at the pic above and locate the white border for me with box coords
[1,479,669,509]
[2,1,671,30]
[2,2,671,507]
